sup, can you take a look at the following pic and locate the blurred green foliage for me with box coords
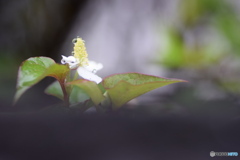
[159,28,223,69]
[158,0,240,96]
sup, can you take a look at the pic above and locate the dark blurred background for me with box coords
[0,0,240,159]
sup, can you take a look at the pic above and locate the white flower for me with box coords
[61,55,103,84]
[61,37,103,84]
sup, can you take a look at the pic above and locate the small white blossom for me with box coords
[61,37,103,84]
[61,55,103,84]
[61,55,79,69]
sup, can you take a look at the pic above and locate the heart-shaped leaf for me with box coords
[67,79,105,106]
[14,57,70,104]
[102,73,187,109]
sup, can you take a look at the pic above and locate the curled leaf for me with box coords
[14,57,70,104]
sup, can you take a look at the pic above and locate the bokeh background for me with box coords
[0,0,240,159]
[1,0,239,115]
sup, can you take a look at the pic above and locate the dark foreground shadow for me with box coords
[0,110,239,160]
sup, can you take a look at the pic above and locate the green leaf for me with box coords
[45,80,90,105]
[102,73,187,109]
[69,86,90,105]
[67,79,105,106]
[45,81,63,100]
[14,57,70,104]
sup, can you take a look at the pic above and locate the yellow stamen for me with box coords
[72,37,89,66]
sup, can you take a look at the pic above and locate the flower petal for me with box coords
[89,61,103,71]
[61,55,68,64]
[61,55,79,69]
[83,61,103,73]
[77,67,102,84]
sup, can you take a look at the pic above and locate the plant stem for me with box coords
[73,70,79,81]
[60,81,70,107]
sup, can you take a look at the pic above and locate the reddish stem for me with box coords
[59,81,69,107]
